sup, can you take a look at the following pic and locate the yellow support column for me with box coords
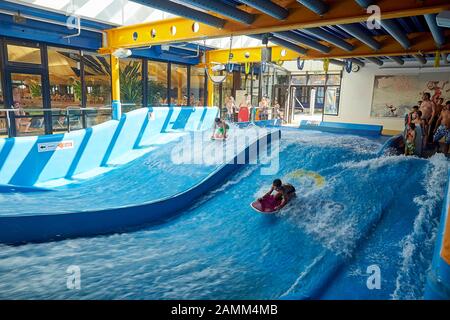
[207,78,214,107]
[111,55,122,120]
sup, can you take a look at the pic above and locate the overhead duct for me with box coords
[412,54,427,65]
[296,0,329,16]
[380,19,411,49]
[180,0,255,25]
[437,11,450,28]
[328,59,346,67]
[425,14,446,47]
[302,28,354,51]
[131,0,225,28]
[251,34,308,55]
[354,0,375,8]
[274,31,331,53]
[353,1,410,49]
[388,56,405,65]
[365,57,384,66]
[349,58,365,68]
[338,24,382,51]
[237,0,289,20]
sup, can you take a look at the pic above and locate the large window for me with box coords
[0,39,204,137]
[170,64,188,106]
[83,52,111,127]
[190,66,205,107]
[48,47,82,131]
[120,58,143,112]
[291,72,342,116]
[7,43,41,64]
[11,73,45,136]
[0,61,5,136]
[148,61,168,106]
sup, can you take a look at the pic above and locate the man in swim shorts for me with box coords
[211,117,229,140]
[261,179,296,210]
[420,92,435,144]
[433,101,450,154]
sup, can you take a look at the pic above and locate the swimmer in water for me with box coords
[261,179,296,210]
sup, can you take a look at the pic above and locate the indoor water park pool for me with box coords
[0,129,447,300]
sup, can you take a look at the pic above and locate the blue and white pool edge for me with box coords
[425,168,450,300]
[299,120,383,136]
[0,126,281,245]
[0,107,219,187]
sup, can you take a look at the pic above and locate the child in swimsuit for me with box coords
[211,118,229,139]
[260,179,296,210]
[405,123,416,156]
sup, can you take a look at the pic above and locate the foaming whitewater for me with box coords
[0,129,447,300]
[391,154,448,300]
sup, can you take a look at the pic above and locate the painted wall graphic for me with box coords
[370,73,450,118]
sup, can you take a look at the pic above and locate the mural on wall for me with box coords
[370,73,450,118]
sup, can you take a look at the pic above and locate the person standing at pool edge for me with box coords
[405,122,416,156]
[261,179,296,210]
[211,118,229,140]
[420,92,435,145]
[433,101,450,154]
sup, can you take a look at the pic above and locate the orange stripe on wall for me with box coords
[441,207,450,265]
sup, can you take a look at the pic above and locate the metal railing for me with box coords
[0,106,113,137]
[221,106,286,123]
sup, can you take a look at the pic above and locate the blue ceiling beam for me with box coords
[274,31,330,53]
[131,0,225,28]
[338,24,382,50]
[0,14,102,50]
[180,0,255,25]
[302,28,355,51]
[380,19,411,49]
[237,0,289,20]
[296,0,329,16]
[424,14,446,47]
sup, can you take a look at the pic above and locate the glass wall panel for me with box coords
[47,47,82,131]
[308,74,326,85]
[148,61,168,106]
[190,66,205,106]
[326,74,341,86]
[120,58,143,113]
[7,44,41,64]
[11,73,45,136]
[83,52,111,127]
[0,60,6,136]
[170,64,188,106]
[324,87,339,115]
[291,75,307,85]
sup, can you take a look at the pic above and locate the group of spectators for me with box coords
[224,94,284,122]
[404,92,450,156]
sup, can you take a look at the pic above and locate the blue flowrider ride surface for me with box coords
[0,130,446,300]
